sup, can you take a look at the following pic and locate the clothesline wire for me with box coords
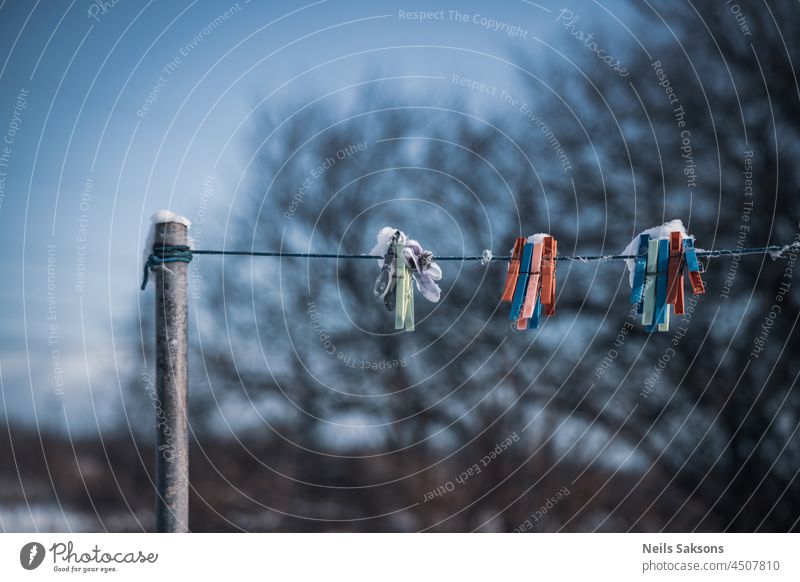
[191,242,799,262]
[141,242,799,290]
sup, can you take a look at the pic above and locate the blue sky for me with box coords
[0,0,640,430]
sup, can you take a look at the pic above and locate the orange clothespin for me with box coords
[540,236,557,316]
[501,237,526,302]
[667,231,685,315]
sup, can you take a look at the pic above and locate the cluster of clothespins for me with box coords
[628,230,705,332]
[500,235,558,330]
[371,221,707,333]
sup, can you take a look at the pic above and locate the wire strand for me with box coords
[191,242,800,262]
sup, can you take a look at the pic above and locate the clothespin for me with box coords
[519,242,543,324]
[654,239,670,331]
[509,243,533,322]
[683,238,706,295]
[394,239,414,331]
[630,234,650,311]
[642,239,659,329]
[540,236,557,316]
[501,237,526,302]
[667,231,685,315]
[394,238,407,329]
[404,272,414,331]
[532,289,543,327]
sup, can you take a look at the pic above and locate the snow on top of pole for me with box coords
[151,209,192,228]
[142,210,192,288]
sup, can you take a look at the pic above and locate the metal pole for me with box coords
[154,220,190,532]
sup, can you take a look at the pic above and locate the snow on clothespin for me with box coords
[624,220,704,333]
[370,227,441,332]
[504,234,557,331]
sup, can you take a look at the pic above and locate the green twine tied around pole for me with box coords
[141,244,193,290]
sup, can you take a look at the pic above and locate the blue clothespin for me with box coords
[630,233,650,311]
[509,243,533,321]
[683,238,700,271]
[654,239,670,325]
[529,293,543,329]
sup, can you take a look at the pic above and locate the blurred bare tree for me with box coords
[178,1,799,532]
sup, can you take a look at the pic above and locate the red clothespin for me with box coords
[683,238,705,295]
[540,236,557,315]
[501,237,526,303]
[667,231,685,315]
